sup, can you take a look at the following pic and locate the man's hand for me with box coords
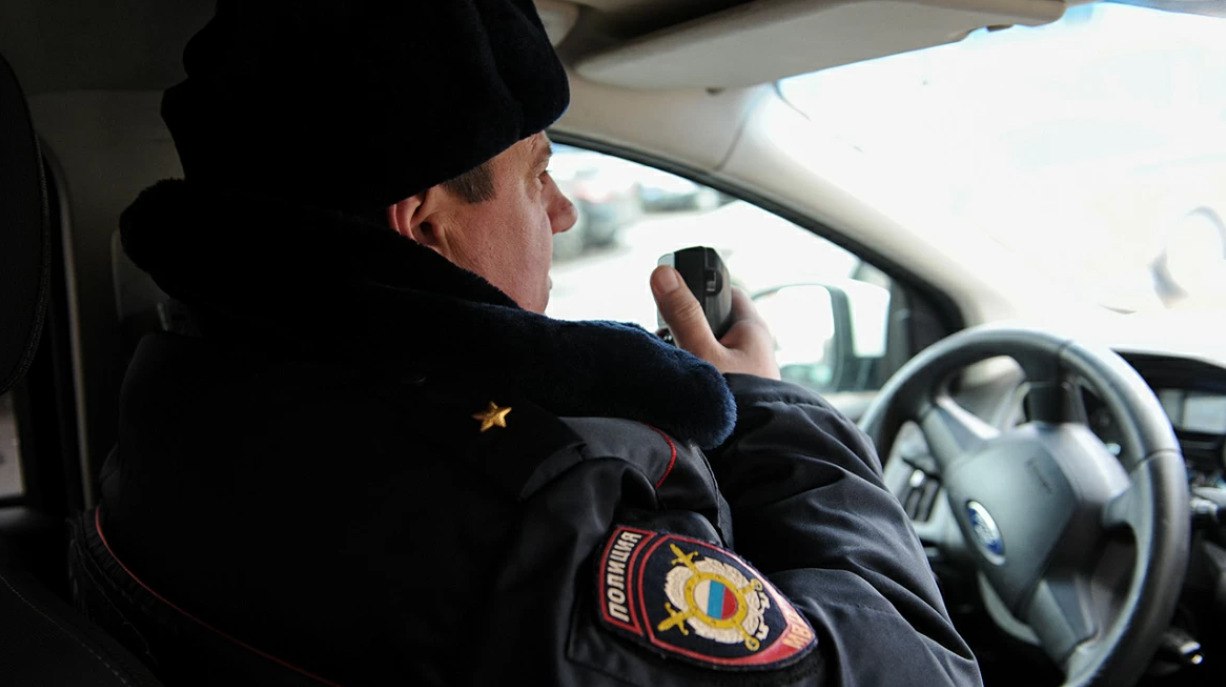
[651,265,781,380]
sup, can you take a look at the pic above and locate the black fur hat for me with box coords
[162,0,569,213]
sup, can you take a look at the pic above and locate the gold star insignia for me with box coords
[472,401,512,433]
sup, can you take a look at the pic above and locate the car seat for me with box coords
[0,49,164,687]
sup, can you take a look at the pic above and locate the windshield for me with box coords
[779,3,1226,315]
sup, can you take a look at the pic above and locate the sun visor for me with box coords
[575,0,1067,89]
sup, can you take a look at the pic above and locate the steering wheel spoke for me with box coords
[919,395,999,470]
[1024,573,1098,670]
[1103,476,1145,532]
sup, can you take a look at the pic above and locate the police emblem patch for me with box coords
[595,526,817,670]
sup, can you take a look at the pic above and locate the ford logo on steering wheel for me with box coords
[966,501,1005,564]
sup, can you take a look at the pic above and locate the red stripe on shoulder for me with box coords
[645,424,678,488]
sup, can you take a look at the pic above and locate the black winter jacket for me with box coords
[93,180,982,686]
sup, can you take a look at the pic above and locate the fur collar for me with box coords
[120,180,735,448]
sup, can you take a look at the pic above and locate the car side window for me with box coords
[546,144,898,397]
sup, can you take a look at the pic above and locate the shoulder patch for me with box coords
[595,526,817,670]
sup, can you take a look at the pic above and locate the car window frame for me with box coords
[546,130,964,398]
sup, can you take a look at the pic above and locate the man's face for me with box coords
[433,133,577,313]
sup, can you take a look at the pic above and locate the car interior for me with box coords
[1,1,1225,685]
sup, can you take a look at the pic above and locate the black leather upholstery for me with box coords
[1,535,162,687]
[70,510,336,687]
[0,51,163,687]
[0,49,49,396]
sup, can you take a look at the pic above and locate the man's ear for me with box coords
[388,188,447,250]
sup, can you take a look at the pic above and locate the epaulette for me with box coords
[462,390,587,500]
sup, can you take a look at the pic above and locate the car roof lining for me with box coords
[569,0,1067,90]
[1,0,1219,96]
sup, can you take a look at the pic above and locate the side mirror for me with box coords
[752,280,890,393]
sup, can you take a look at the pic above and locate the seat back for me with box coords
[70,510,342,687]
[26,90,185,492]
[0,50,163,687]
[0,50,48,394]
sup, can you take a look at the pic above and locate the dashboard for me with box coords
[1095,352,1226,487]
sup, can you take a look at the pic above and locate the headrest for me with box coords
[0,52,50,394]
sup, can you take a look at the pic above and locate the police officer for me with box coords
[83,1,984,685]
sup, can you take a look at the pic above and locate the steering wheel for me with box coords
[859,326,1189,687]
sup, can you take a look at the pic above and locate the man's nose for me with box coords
[550,185,578,235]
